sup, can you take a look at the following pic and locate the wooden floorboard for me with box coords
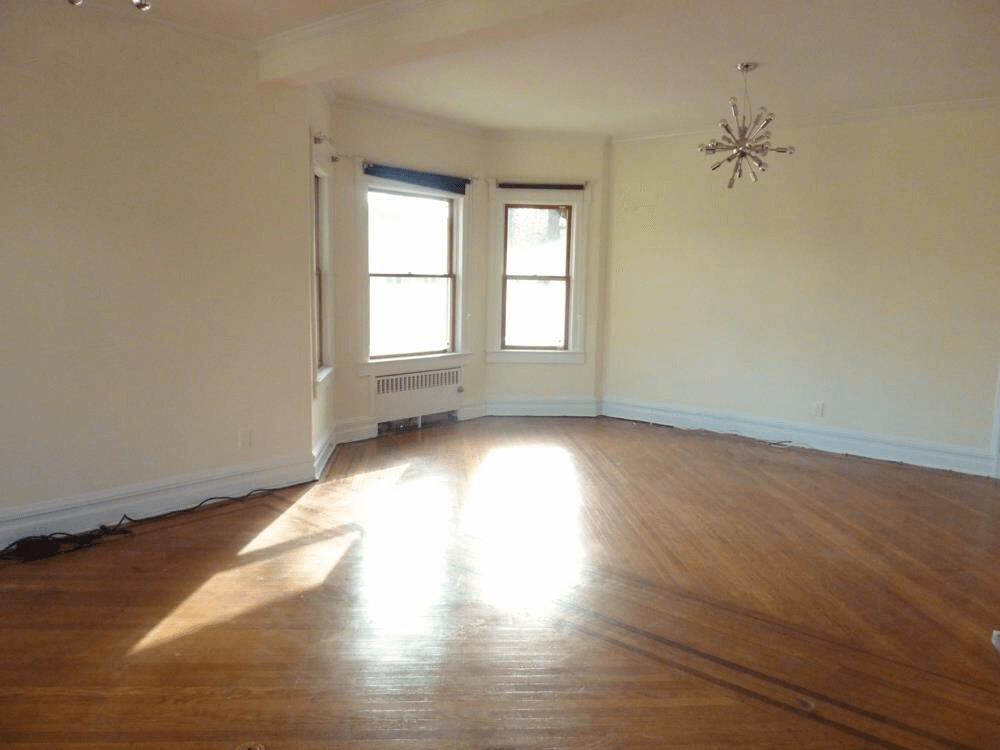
[2,416,999,748]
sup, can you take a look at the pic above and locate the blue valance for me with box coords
[364,162,471,195]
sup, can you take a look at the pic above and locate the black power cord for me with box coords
[0,485,298,564]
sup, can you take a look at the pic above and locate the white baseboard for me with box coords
[335,416,378,444]
[482,397,599,418]
[0,456,316,550]
[601,399,995,477]
[312,432,337,479]
[990,357,1000,479]
[341,398,600,440]
[457,401,487,421]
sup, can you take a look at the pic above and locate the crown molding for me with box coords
[331,95,496,139]
[257,0,441,58]
[79,0,254,51]
[613,96,1000,144]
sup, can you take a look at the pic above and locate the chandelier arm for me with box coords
[711,151,739,171]
[747,114,773,141]
[743,70,751,130]
[727,157,741,188]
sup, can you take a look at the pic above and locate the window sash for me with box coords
[367,189,457,359]
[313,174,324,369]
[501,204,572,351]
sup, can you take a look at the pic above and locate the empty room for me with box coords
[3,0,1000,747]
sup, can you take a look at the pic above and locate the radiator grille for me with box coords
[375,367,461,395]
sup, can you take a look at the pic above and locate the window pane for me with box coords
[504,279,566,348]
[368,191,450,275]
[370,277,452,357]
[505,206,569,276]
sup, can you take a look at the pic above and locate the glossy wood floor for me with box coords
[3,417,1000,749]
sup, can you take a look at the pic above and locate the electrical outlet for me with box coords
[238,430,252,450]
[813,402,825,418]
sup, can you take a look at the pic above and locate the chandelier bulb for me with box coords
[67,0,151,9]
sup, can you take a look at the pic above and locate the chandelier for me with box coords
[66,0,151,10]
[698,63,794,188]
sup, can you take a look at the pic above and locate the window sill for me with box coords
[315,366,335,385]
[359,352,470,376]
[486,351,585,365]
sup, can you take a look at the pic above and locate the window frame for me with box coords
[358,172,468,369]
[500,203,573,352]
[311,163,334,386]
[487,186,588,363]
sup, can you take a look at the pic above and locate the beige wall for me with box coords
[485,133,609,402]
[0,1,314,510]
[326,102,492,422]
[605,107,1000,452]
[326,102,609,423]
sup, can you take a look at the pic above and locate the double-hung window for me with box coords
[366,187,457,359]
[502,204,572,349]
[489,185,587,362]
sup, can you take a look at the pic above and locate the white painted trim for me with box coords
[313,433,337,479]
[613,96,1000,144]
[486,186,590,354]
[457,398,599,419]
[990,356,1000,479]
[0,457,316,550]
[328,95,495,140]
[359,353,470,377]
[486,351,585,365]
[336,417,379,444]
[257,0,439,58]
[601,399,994,477]
[357,170,471,364]
[457,402,488,421]
[487,398,599,417]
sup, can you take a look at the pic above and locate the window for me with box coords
[367,189,456,359]
[502,204,572,350]
[312,167,333,378]
[488,186,587,362]
[312,173,325,368]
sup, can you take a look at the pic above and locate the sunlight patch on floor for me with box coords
[465,445,585,613]
[129,463,411,654]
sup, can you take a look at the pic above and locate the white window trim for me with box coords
[355,168,470,373]
[486,185,589,364]
[359,352,471,377]
[312,160,335,393]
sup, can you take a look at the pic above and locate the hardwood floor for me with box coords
[2,416,999,748]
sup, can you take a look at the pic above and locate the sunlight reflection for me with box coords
[465,445,585,613]
[359,474,452,639]
[130,464,412,654]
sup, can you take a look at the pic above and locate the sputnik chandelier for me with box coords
[66,0,151,10]
[699,63,794,188]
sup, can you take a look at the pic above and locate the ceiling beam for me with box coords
[258,0,661,85]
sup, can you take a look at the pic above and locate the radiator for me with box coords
[373,367,462,422]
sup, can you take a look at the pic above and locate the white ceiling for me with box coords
[95,0,388,41]
[129,0,1000,136]
[326,0,1000,136]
